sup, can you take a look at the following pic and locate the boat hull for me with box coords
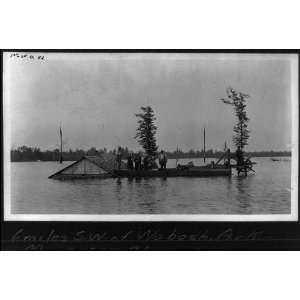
[113,167,231,178]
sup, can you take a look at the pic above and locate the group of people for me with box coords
[126,152,150,171]
[116,147,168,171]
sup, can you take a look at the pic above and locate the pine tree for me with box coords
[220,88,250,150]
[135,106,158,158]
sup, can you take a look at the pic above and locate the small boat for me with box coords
[271,158,280,162]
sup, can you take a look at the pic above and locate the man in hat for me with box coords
[158,150,168,170]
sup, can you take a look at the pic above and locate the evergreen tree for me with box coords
[135,106,158,158]
[220,88,250,150]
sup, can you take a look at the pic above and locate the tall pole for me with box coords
[203,127,206,163]
[224,140,227,164]
[59,126,63,164]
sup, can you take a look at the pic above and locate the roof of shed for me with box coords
[48,153,127,178]
[84,153,127,172]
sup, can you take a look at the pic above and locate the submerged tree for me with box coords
[220,87,250,151]
[135,106,158,158]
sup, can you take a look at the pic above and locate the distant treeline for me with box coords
[10,145,292,162]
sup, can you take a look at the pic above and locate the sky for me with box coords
[4,52,297,152]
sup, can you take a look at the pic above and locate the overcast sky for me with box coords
[4,52,297,152]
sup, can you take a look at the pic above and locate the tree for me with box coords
[135,106,158,158]
[220,88,250,151]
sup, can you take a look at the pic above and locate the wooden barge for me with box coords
[50,167,231,180]
[48,155,232,180]
[113,167,231,178]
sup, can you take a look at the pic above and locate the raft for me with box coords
[48,155,233,180]
[113,167,231,178]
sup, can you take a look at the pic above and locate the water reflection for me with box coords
[127,177,134,184]
[115,178,123,206]
[159,177,168,187]
[235,175,255,213]
[136,178,161,213]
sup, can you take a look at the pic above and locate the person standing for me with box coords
[158,150,168,169]
[158,150,164,169]
[127,153,134,170]
[143,155,149,170]
[116,146,122,170]
[163,151,168,169]
[134,152,141,170]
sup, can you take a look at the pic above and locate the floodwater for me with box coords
[10,157,291,215]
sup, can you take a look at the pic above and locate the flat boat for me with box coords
[113,167,231,178]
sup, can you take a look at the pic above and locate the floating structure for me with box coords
[49,151,232,180]
[114,166,231,178]
[49,135,234,180]
[49,113,254,180]
[50,161,231,180]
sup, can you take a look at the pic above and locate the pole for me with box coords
[203,127,206,163]
[59,126,63,164]
[224,141,227,164]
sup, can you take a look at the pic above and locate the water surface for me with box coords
[10,157,291,215]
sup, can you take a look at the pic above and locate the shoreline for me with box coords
[10,154,291,163]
